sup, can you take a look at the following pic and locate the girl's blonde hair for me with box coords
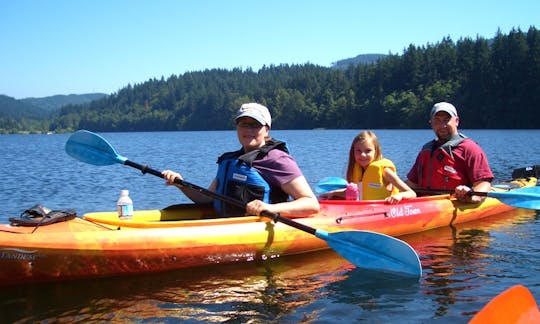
[346,131,383,182]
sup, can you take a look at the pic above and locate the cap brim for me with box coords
[432,108,457,117]
[235,113,266,126]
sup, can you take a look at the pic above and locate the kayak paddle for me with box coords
[414,187,540,209]
[315,177,540,209]
[315,176,349,194]
[65,130,422,279]
[469,285,540,323]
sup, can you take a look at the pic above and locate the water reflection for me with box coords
[2,249,353,323]
[405,208,538,320]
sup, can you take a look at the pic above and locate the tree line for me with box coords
[3,27,539,134]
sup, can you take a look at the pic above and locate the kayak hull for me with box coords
[0,181,535,286]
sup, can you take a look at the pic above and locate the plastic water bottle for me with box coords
[357,181,363,200]
[117,189,133,219]
[345,183,359,201]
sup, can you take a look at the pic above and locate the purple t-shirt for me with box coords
[252,149,304,189]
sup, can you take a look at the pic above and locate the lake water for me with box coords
[1,129,539,322]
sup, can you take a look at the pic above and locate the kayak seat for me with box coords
[161,203,220,220]
[9,204,77,227]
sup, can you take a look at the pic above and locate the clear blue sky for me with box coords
[1,0,538,99]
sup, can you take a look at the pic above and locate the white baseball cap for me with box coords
[235,103,272,127]
[431,102,458,117]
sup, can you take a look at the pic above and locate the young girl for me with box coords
[323,131,416,204]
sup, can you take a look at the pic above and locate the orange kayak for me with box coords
[0,178,536,286]
[470,285,540,323]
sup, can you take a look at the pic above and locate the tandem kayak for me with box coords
[0,177,537,286]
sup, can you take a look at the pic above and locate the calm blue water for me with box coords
[1,129,539,322]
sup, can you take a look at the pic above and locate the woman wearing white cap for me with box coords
[162,103,320,217]
[406,102,493,203]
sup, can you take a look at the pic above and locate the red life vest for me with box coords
[415,135,467,190]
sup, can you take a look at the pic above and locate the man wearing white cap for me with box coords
[406,102,493,203]
[162,103,320,217]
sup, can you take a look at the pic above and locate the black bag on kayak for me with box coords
[512,165,540,180]
[9,204,77,227]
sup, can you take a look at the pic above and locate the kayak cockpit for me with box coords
[83,203,266,228]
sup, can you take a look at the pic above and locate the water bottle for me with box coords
[345,183,359,201]
[117,189,133,219]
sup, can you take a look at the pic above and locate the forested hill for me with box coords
[0,95,48,119]
[21,93,107,113]
[331,54,388,69]
[3,27,539,134]
[0,93,109,133]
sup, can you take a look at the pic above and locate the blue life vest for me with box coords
[214,140,289,216]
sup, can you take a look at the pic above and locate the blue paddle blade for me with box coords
[488,186,540,209]
[65,130,127,166]
[315,176,348,194]
[315,229,422,279]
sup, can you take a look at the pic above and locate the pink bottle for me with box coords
[345,183,359,200]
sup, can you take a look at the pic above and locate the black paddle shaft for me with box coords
[124,159,242,205]
[123,159,317,235]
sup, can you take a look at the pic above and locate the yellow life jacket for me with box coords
[351,158,399,200]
